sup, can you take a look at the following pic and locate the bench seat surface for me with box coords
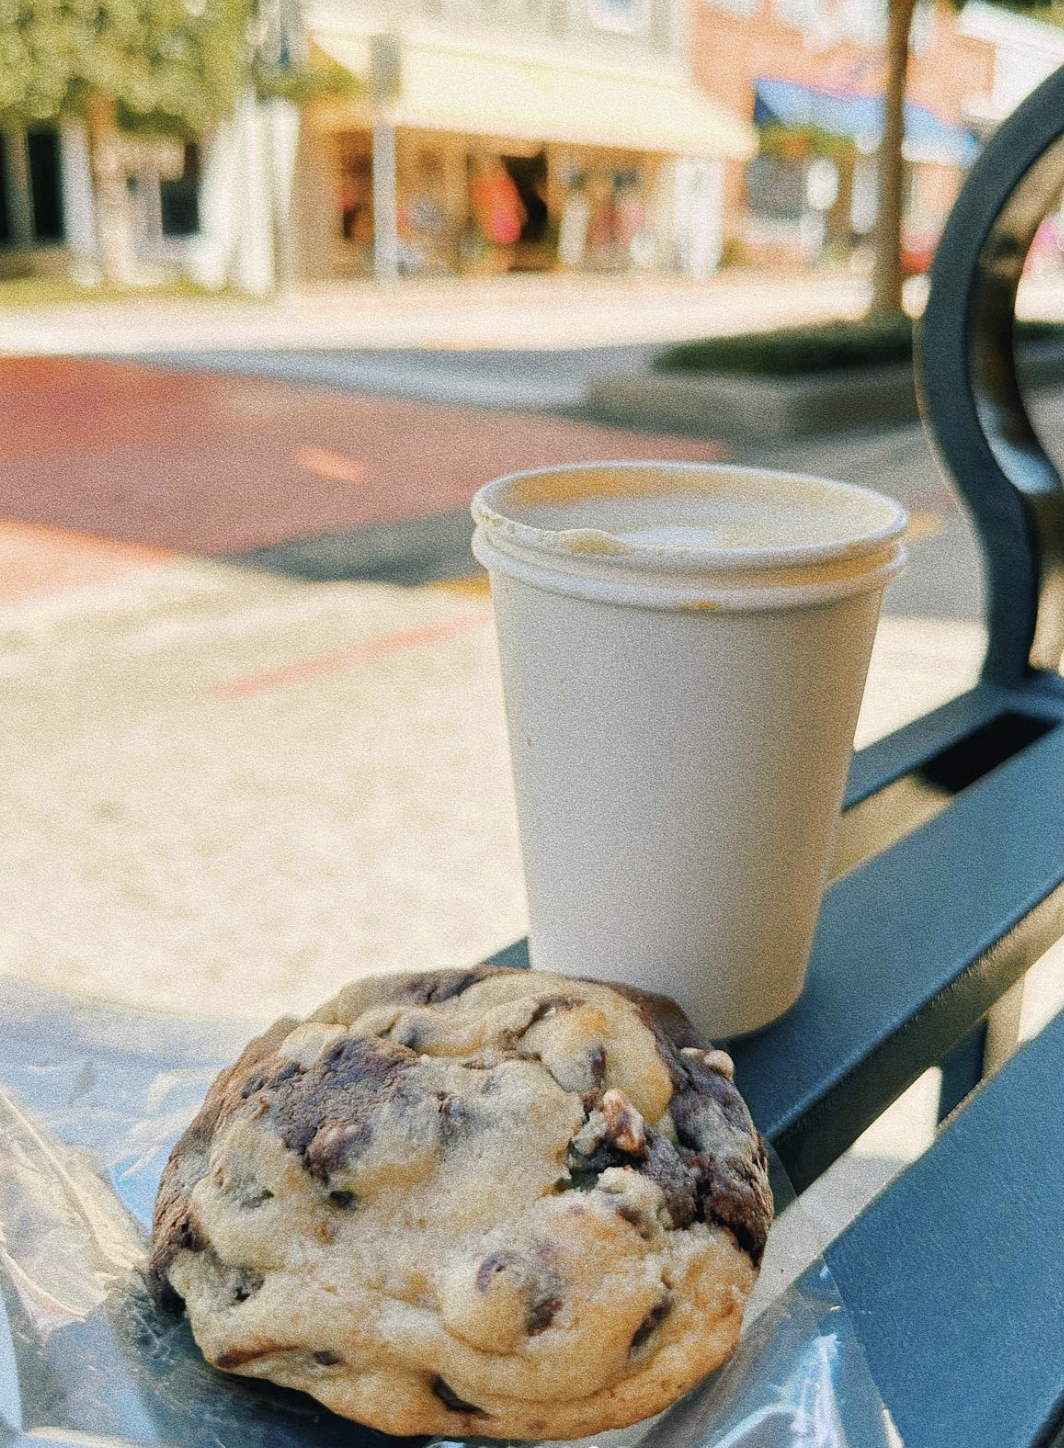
[824,1000,1064,1448]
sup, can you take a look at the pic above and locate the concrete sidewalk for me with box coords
[4,270,1062,359]
[0,552,986,1023]
[0,352,1018,1029]
[0,271,873,355]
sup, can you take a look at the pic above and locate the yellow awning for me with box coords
[311,34,756,161]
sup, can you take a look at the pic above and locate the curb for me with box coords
[583,343,1064,441]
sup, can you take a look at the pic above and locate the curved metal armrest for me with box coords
[917,64,1064,685]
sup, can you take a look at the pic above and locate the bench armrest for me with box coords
[918,63,1064,685]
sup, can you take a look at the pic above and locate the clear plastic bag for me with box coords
[0,977,898,1447]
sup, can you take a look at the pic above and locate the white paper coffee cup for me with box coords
[472,462,906,1038]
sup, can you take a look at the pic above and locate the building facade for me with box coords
[692,0,996,268]
[0,0,754,289]
[0,106,298,294]
[7,0,1061,289]
[296,0,755,281]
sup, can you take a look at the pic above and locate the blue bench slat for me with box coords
[824,1003,1064,1448]
[732,707,1064,1187]
[843,676,1064,808]
[843,680,1016,806]
[485,937,532,971]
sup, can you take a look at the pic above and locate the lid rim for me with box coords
[471,461,909,578]
[473,526,908,614]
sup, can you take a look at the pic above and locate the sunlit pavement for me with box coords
[0,271,874,356]
[0,350,719,1006]
[0,349,1000,1010]
[0,552,986,1024]
[0,352,1037,1011]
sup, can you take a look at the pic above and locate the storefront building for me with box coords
[692,0,996,270]
[0,0,755,290]
[19,0,1055,291]
[0,105,295,294]
[958,1,1064,131]
[297,0,756,281]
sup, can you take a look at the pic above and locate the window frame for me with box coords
[588,0,651,35]
[704,0,759,19]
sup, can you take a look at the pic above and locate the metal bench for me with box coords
[502,61,1064,1448]
[712,60,1064,1448]
[804,63,1064,1448]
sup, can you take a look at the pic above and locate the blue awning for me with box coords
[754,78,979,165]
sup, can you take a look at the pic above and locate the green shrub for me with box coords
[654,317,914,376]
[654,316,1064,377]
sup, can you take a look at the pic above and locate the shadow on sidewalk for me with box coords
[226,509,477,587]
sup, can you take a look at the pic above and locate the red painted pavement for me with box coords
[0,516,177,603]
[0,358,724,555]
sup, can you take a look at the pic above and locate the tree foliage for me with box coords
[0,0,256,137]
[253,54,360,106]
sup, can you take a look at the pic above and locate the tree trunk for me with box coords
[86,97,137,286]
[870,0,917,317]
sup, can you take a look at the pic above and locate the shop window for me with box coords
[706,0,759,17]
[589,0,650,33]
[338,142,374,247]
[559,165,654,271]
[909,0,935,55]
[504,154,549,246]
[746,155,805,221]
[398,150,453,277]
[27,129,64,242]
[0,135,10,246]
[160,143,201,237]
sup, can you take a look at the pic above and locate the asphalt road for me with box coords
[731,422,986,623]
[143,345,1008,624]
[145,345,660,411]
[0,355,727,603]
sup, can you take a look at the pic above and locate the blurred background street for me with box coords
[0,266,1035,616]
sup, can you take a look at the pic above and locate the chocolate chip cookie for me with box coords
[149,966,772,1440]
